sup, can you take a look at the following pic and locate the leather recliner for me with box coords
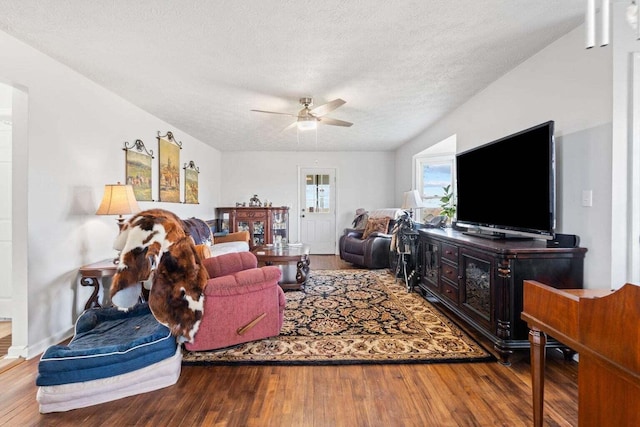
[339,226,395,269]
[339,208,403,269]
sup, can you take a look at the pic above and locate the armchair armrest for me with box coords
[194,244,212,260]
[367,232,392,239]
[214,231,250,244]
[343,228,364,239]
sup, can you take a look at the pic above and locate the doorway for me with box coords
[299,168,336,254]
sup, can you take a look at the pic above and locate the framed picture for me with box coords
[124,139,154,201]
[157,131,182,203]
[183,161,199,204]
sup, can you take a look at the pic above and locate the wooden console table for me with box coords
[417,228,586,364]
[521,280,640,427]
[79,259,118,309]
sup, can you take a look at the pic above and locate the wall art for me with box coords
[123,139,154,201]
[183,160,199,204]
[157,131,182,203]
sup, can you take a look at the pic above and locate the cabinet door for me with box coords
[271,208,288,245]
[421,239,440,292]
[251,220,265,246]
[217,209,234,232]
[459,248,494,330]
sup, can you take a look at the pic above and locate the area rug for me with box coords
[182,269,494,365]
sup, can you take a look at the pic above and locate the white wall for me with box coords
[220,151,396,250]
[395,24,612,289]
[0,83,11,318]
[611,2,640,287]
[0,30,222,358]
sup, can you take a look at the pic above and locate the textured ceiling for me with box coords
[0,1,584,151]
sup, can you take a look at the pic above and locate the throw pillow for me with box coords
[362,216,390,239]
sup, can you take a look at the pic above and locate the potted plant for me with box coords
[439,185,456,226]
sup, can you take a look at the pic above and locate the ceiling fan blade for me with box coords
[250,109,297,117]
[309,98,346,117]
[319,117,353,127]
[281,121,299,132]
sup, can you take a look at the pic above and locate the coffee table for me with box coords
[252,244,311,290]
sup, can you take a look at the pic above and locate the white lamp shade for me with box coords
[96,183,141,216]
[402,190,423,210]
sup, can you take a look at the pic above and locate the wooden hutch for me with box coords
[216,206,289,248]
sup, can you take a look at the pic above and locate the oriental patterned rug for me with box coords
[182,270,494,365]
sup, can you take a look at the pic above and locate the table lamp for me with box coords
[96,182,141,230]
[401,189,422,219]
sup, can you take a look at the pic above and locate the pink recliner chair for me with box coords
[184,251,286,351]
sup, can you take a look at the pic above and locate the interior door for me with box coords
[299,168,336,254]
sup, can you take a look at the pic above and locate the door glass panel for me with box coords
[463,258,491,321]
[272,210,288,245]
[423,242,439,289]
[252,221,265,246]
[220,212,230,232]
[305,174,330,213]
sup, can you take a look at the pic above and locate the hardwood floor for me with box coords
[0,321,10,357]
[0,255,579,426]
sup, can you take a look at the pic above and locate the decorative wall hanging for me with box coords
[123,139,154,201]
[183,160,199,204]
[157,131,182,203]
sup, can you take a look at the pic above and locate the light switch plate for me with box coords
[582,190,593,207]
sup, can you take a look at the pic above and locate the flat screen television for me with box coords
[455,121,555,240]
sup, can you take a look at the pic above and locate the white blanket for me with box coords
[209,241,249,257]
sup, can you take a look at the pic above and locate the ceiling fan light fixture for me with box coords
[297,117,317,131]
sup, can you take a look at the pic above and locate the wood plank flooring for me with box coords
[0,255,579,426]
[0,321,10,358]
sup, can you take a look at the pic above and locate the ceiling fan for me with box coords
[251,97,353,131]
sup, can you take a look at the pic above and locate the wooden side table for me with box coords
[79,259,118,309]
[252,244,310,290]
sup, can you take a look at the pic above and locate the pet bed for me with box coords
[37,346,181,413]
[37,303,177,387]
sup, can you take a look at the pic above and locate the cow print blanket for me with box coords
[111,209,207,342]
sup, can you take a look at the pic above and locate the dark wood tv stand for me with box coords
[417,228,586,365]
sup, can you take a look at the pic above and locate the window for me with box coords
[412,134,457,224]
[416,156,454,222]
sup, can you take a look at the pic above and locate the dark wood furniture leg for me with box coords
[529,327,546,427]
[253,245,311,291]
[296,257,310,285]
[80,277,101,310]
[79,259,120,309]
